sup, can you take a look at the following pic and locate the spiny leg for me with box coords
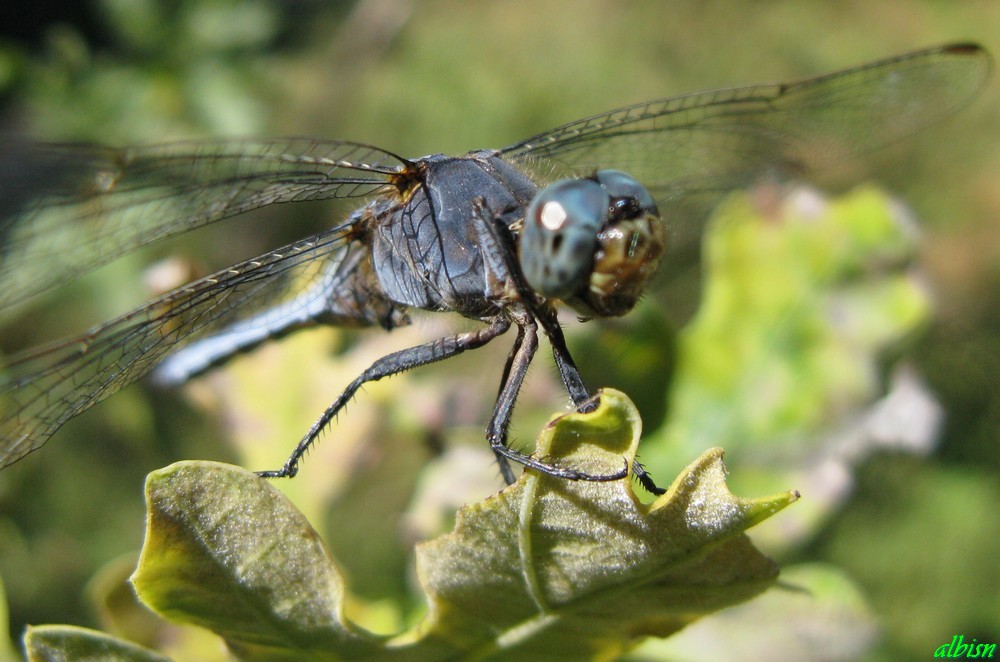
[258,316,511,478]
[486,315,628,485]
[492,322,527,484]
[534,306,666,495]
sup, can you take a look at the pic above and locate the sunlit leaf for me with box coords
[24,625,169,662]
[131,389,796,659]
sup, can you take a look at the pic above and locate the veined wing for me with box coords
[502,43,990,222]
[0,222,376,468]
[0,138,408,308]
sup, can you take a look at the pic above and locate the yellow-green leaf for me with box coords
[130,389,796,660]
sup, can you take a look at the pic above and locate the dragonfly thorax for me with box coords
[520,170,665,318]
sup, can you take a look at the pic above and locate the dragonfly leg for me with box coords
[485,314,629,486]
[534,306,590,406]
[257,316,511,478]
[535,305,666,495]
[631,460,666,496]
[491,322,528,484]
[484,314,537,484]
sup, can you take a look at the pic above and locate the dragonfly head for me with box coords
[520,170,665,317]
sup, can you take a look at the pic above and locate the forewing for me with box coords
[0,138,406,308]
[0,224,369,468]
[502,44,990,229]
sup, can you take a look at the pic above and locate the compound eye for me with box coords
[596,169,657,215]
[520,179,610,298]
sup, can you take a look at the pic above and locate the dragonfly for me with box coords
[0,43,990,493]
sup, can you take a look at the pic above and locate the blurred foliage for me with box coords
[0,576,13,661]
[1,0,998,660]
[642,187,939,550]
[640,563,879,660]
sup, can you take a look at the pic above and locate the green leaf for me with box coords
[24,625,170,662]
[131,457,380,660]
[131,389,796,659]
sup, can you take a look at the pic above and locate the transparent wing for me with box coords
[0,138,408,308]
[0,223,376,468]
[503,43,991,226]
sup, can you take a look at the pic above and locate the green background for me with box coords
[0,1,997,659]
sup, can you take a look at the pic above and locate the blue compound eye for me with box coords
[520,179,610,298]
[596,169,656,212]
